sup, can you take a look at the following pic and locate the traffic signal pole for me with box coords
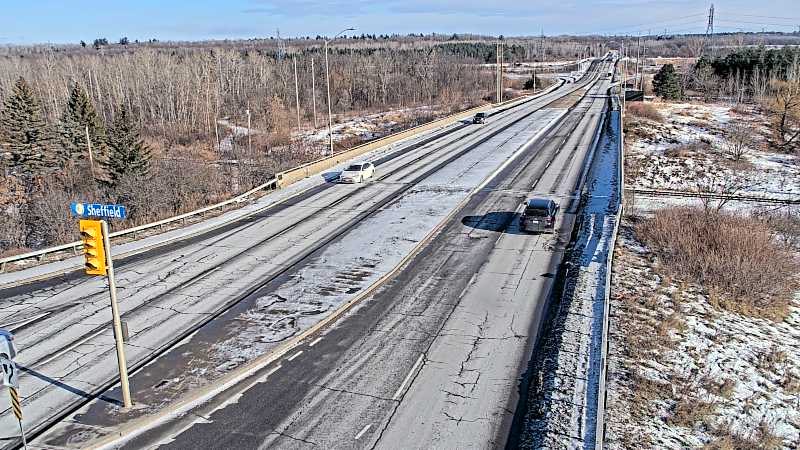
[100,220,132,408]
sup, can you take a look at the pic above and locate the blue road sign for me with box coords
[70,202,127,220]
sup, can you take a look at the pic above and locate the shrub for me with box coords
[636,207,798,320]
[627,102,664,122]
[667,395,717,427]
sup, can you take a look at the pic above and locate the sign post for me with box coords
[9,386,26,450]
[100,220,132,408]
[71,203,132,408]
[1,342,26,450]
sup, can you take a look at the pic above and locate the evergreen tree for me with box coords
[653,64,681,100]
[0,78,56,176]
[59,82,107,166]
[104,104,150,184]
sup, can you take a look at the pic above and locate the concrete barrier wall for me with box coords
[273,84,557,189]
[276,103,493,188]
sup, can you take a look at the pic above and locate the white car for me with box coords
[339,162,375,183]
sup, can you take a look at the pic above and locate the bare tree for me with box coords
[721,121,756,161]
[767,79,800,152]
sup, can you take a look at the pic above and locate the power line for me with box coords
[717,19,799,28]
[725,13,800,22]
[585,12,707,35]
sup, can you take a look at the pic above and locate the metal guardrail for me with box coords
[595,70,624,450]
[0,178,280,272]
[0,81,567,274]
[626,187,800,205]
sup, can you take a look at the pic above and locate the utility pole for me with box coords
[635,33,642,91]
[293,55,301,135]
[499,41,504,103]
[496,42,500,103]
[311,58,318,128]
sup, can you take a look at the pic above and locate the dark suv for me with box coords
[520,198,559,233]
[473,112,487,124]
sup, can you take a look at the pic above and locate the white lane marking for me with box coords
[457,273,478,300]
[308,337,323,347]
[0,312,50,332]
[287,351,303,361]
[253,365,283,385]
[36,328,107,368]
[355,423,373,440]
[392,354,425,401]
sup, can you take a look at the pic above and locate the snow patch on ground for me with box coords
[605,225,800,449]
[210,187,468,368]
[518,107,621,449]
[607,100,800,449]
[626,101,800,199]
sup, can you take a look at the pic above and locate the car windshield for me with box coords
[345,165,363,172]
[524,207,548,217]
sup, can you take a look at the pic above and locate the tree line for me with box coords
[0,39,502,254]
[649,47,800,154]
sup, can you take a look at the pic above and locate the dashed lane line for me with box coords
[355,423,373,440]
[392,354,425,401]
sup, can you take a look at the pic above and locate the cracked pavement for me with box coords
[108,62,615,450]
[2,73,609,450]
[1,98,563,446]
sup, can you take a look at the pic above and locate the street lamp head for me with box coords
[334,28,356,40]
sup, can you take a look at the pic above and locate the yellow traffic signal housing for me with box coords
[80,220,107,276]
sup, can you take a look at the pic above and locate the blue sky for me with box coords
[1,0,799,44]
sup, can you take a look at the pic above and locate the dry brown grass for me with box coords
[667,395,718,427]
[627,102,664,122]
[664,140,713,158]
[764,211,800,251]
[636,207,798,321]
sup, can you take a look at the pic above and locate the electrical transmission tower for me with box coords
[276,28,287,61]
[705,3,715,56]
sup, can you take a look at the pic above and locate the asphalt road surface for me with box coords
[0,62,605,449]
[100,60,615,450]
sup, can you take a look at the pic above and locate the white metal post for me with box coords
[17,414,27,450]
[101,220,132,408]
[325,41,334,155]
[293,56,301,135]
[311,58,318,128]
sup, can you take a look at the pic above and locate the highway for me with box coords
[38,60,616,449]
[0,61,607,449]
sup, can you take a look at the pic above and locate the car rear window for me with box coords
[524,207,548,217]
[346,165,362,171]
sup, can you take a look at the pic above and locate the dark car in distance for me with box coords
[473,112,487,124]
[520,198,559,233]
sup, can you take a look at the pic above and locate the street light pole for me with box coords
[325,27,355,155]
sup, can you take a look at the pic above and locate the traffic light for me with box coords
[80,219,107,276]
